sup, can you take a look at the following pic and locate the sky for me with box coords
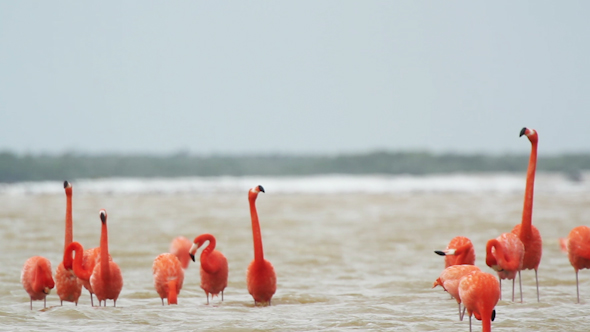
[1,2,589,156]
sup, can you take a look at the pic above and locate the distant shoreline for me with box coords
[0,151,588,183]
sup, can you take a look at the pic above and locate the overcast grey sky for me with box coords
[1,2,588,156]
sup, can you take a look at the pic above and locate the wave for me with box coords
[0,172,587,195]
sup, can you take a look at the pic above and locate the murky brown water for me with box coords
[1,180,589,331]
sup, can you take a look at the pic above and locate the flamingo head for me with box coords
[248,185,265,200]
[64,180,72,195]
[99,209,107,224]
[519,127,538,144]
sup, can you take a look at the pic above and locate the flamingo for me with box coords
[89,209,123,307]
[511,127,542,302]
[21,256,55,310]
[458,271,500,332]
[153,253,184,305]
[246,185,276,306]
[435,236,476,267]
[485,232,524,302]
[54,181,83,306]
[562,226,590,303]
[170,236,192,270]
[189,233,228,304]
[433,264,480,321]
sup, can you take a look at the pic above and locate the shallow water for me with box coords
[1,175,590,331]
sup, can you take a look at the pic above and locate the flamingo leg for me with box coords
[458,303,464,321]
[44,296,47,309]
[519,270,523,303]
[161,298,164,306]
[30,298,32,310]
[222,290,224,302]
[535,269,539,302]
[89,291,94,307]
[511,277,515,302]
[114,300,116,307]
[576,269,580,303]
[207,293,210,305]
[469,315,472,332]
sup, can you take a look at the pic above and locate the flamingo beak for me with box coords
[519,127,527,137]
[189,243,198,262]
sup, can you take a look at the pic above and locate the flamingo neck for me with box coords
[167,279,178,304]
[100,222,110,281]
[33,263,45,293]
[481,316,492,332]
[249,196,264,263]
[454,243,471,261]
[69,242,92,281]
[520,140,537,238]
[485,240,498,268]
[65,191,73,250]
[199,235,219,273]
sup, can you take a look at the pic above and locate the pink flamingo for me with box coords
[54,181,83,306]
[458,271,500,332]
[89,209,123,306]
[153,253,184,305]
[511,127,542,302]
[247,185,277,306]
[21,256,55,310]
[486,232,524,302]
[170,236,192,269]
[562,226,590,303]
[433,264,480,320]
[435,236,476,267]
[189,233,228,304]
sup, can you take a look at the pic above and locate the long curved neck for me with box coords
[249,195,264,263]
[65,190,73,251]
[487,239,519,271]
[199,235,218,273]
[69,242,92,281]
[521,139,537,238]
[167,279,178,304]
[33,263,46,293]
[100,222,110,281]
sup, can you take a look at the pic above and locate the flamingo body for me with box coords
[459,271,500,332]
[433,265,481,304]
[190,234,228,303]
[170,236,192,270]
[153,253,184,305]
[21,256,55,309]
[486,233,524,281]
[565,226,590,302]
[511,224,542,271]
[247,260,277,304]
[55,263,82,305]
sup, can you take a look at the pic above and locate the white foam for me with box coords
[0,172,587,195]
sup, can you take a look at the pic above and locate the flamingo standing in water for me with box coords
[89,209,123,306]
[153,253,184,305]
[54,181,83,306]
[485,232,524,302]
[433,264,480,321]
[170,236,192,270]
[511,127,542,302]
[435,236,476,267]
[247,185,276,306]
[562,226,590,303]
[189,233,228,304]
[21,256,55,310]
[458,271,500,332]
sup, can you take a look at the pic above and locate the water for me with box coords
[1,173,589,331]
